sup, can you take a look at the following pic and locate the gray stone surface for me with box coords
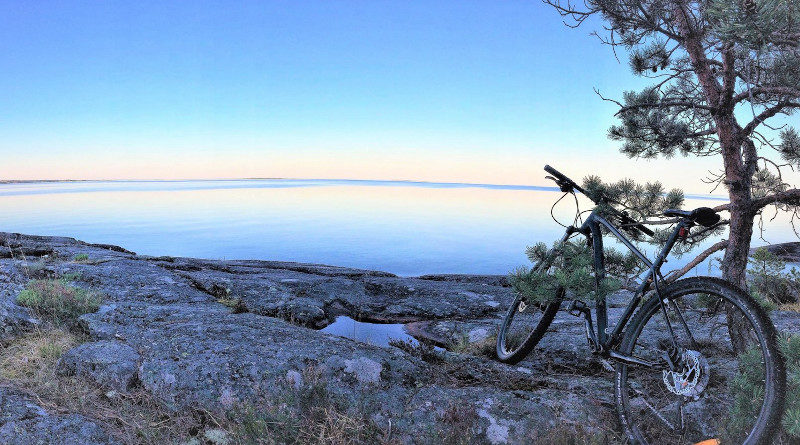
[0,293,38,343]
[0,388,117,445]
[164,257,514,327]
[58,340,141,391]
[751,241,800,263]
[0,232,799,444]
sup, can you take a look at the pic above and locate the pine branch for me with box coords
[664,240,727,283]
[742,102,800,136]
[615,100,715,114]
[749,188,800,211]
[733,87,800,104]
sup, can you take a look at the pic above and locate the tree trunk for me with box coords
[720,203,754,289]
[716,114,755,353]
[671,9,758,353]
[719,138,756,354]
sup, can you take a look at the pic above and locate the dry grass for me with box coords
[1,333,394,445]
[16,278,103,327]
[0,328,81,381]
[431,402,479,445]
[228,367,396,445]
[448,333,497,358]
[527,423,623,445]
[780,302,800,312]
[0,329,211,444]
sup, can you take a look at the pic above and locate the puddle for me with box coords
[320,316,418,347]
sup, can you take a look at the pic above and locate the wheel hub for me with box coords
[662,350,710,397]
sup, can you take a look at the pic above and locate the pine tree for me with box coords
[544,0,800,350]
[544,0,800,286]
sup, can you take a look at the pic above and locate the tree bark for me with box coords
[720,206,754,289]
[670,0,767,353]
[717,119,756,354]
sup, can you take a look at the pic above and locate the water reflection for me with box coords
[320,316,416,347]
[0,179,793,276]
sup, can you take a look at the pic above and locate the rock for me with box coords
[164,259,513,328]
[58,340,141,391]
[1,232,799,444]
[343,356,383,385]
[468,327,490,343]
[203,428,230,445]
[0,292,39,343]
[417,274,510,286]
[79,302,425,412]
[751,242,800,263]
[0,388,117,445]
[285,370,303,389]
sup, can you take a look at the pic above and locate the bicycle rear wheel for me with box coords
[615,277,785,444]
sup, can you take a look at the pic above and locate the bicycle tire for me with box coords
[495,287,563,364]
[615,277,785,444]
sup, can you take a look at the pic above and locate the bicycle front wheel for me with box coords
[496,287,562,364]
[615,277,785,444]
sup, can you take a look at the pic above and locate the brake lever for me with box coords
[546,175,574,193]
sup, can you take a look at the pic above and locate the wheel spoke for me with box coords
[632,386,678,431]
[669,299,698,350]
[615,278,782,444]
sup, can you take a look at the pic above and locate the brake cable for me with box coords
[549,192,570,228]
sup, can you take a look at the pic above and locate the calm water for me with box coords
[320,316,417,347]
[0,179,793,276]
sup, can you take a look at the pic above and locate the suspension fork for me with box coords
[589,222,609,346]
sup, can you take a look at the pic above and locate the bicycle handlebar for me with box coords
[543,164,655,238]
[544,164,588,197]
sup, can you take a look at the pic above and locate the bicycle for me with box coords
[496,165,786,444]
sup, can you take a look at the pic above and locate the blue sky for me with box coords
[0,0,722,190]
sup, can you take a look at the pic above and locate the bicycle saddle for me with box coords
[663,207,721,227]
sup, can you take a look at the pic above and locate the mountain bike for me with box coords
[496,165,786,444]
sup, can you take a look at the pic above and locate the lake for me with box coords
[0,179,793,276]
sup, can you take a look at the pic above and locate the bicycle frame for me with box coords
[559,206,690,366]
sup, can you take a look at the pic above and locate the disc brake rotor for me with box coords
[662,350,710,397]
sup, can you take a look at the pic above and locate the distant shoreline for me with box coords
[0,178,283,184]
[0,179,96,184]
[0,177,730,200]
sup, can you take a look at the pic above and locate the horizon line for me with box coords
[0,177,729,200]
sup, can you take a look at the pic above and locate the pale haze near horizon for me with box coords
[1,1,783,194]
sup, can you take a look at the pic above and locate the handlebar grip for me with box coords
[544,164,567,182]
[544,165,586,195]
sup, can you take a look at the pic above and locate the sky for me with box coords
[0,0,731,192]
